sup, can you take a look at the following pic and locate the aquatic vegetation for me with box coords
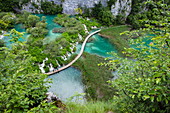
[70,53,116,101]
[100,25,130,55]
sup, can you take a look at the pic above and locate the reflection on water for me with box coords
[47,67,85,102]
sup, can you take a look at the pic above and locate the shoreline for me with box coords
[98,33,111,39]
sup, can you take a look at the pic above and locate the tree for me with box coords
[0,19,8,30]
[98,8,115,26]
[18,11,31,25]
[0,0,32,12]
[26,27,48,38]
[0,30,54,112]
[36,21,47,28]
[107,0,116,9]
[41,1,63,14]
[91,2,115,26]
[26,15,40,28]
[127,0,170,29]
[75,8,83,15]
[91,2,103,18]
[101,1,170,112]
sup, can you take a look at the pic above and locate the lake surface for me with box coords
[77,34,117,57]
[35,14,62,43]
[47,67,85,102]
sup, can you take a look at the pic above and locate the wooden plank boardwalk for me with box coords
[46,29,101,75]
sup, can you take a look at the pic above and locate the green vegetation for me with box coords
[88,2,116,26]
[0,30,57,112]
[0,0,170,112]
[0,39,5,47]
[100,25,130,55]
[80,0,126,26]
[41,1,63,14]
[107,0,116,10]
[100,1,170,112]
[53,14,85,36]
[69,53,115,101]
[65,101,115,113]
[127,0,170,29]
[0,12,17,30]
[0,0,29,12]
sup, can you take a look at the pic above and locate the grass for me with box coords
[100,25,131,55]
[67,52,116,101]
[65,101,115,113]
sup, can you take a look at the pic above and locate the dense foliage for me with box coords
[0,0,28,12]
[127,0,170,29]
[100,25,130,55]
[0,30,55,112]
[101,1,170,112]
[0,12,17,30]
[41,1,63,14]
[70,53,115,101]
[85,2,116,26]
[0,0,170,112]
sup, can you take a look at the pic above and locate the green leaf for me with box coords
[143,95,150,100]
[150,96,154,102]
[156,78,161,84]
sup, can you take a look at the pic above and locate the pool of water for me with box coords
[35,14,62,42]
[3,14,62,46]
[47,67,85,102]
[77,34,117,57]
[3,24,30,47]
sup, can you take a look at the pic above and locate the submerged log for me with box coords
[52,27,66,33]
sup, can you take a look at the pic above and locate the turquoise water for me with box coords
[3,14,61,46]
[47,67,85,102]
[35,14,62,43]
[3,14,117,101]
[77,34,117,57]
[3,24,30,47]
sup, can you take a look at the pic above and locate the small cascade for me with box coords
[82,24,89,34]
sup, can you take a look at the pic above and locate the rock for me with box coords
[52,27,66,33]
[111,0,132,19]
[107,111,114,113]
[62,0,108,15]
[22,0,42,13]
[46,92,66,109]
[20,0,132,20]
[20,0,108,15]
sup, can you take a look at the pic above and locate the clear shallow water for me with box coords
[47,67,85,102]
[3,14,62,46]
[47,33,117,101]
[77,34,117,57]
[3,24,29,47]
[35,14,62,42]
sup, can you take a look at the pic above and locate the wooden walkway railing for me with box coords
[46,30,101,75]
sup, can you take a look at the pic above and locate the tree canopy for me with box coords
[101,1,170,112]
